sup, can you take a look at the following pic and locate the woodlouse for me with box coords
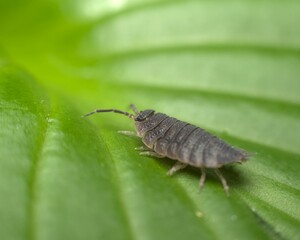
[84,104,249,195]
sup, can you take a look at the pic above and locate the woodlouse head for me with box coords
[134,110,155,122]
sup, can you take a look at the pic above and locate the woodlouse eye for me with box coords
[135,116,144,121]
[135,110,155,121]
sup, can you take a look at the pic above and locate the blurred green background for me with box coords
[0,0,300,240]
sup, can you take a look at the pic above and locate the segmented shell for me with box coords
[135,112,246,168]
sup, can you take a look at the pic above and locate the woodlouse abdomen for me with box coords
[138,112,246,168]
[83,104,249,195]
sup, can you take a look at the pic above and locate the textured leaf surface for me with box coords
[0,1,300,240]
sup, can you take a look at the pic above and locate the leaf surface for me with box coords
[0,1,299,240]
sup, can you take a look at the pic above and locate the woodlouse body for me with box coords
[84,105,248,194]
[135,111,246,168]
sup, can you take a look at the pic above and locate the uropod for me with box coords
[84,104,249,195]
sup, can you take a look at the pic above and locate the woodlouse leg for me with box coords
[134,146,150,151]
[167,161,187,176]
[118,131,138,137]
[214,169,229,196]
[139,151,165,158]
[199,168,206,190]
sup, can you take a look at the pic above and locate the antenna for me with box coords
[82,109,135,119]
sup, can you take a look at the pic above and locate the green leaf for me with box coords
[0,1,300,240]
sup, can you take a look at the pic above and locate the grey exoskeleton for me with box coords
[83,104,249,195]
